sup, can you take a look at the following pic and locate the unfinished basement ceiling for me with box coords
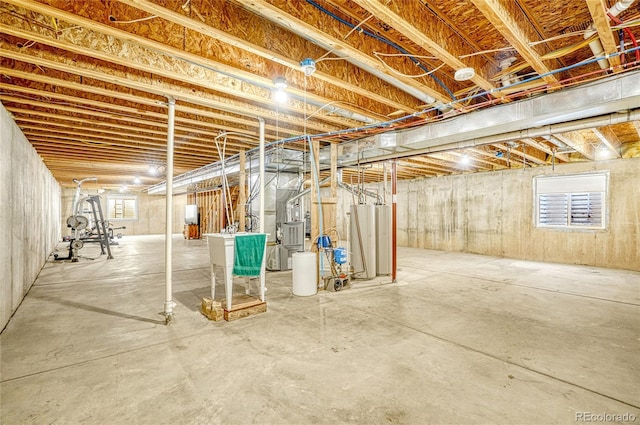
[1,0,640,191]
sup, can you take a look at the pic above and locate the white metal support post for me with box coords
[164,97,176,324]
[258,118,266,301]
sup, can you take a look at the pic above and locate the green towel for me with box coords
[233,233,266,276]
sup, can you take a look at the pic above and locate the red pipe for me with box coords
[391,160,397,283]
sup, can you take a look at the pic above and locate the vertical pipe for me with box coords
[383,163,388,205]
[239,149,246,232]
[164,97,176,324]
[391,160,397,283]
[258,118,265,233]
[258,118,266,302]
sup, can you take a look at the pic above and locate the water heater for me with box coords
[350,204,376,279]
[375,205,392,275]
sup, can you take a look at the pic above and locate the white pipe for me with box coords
[586,0,637,69]
[164,97,176,324]
[609,0,636,17]
[258,118,265,233]
[500,58,519,87]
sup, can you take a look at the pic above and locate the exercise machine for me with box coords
[55,178,114,262]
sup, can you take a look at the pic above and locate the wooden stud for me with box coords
[586,0,621,69]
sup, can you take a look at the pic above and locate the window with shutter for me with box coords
[107,196,138,220]
[534,173,607,230]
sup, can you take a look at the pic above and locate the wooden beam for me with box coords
[521,138,571,163]
[467,147,510,168]
[492,143,546,165]
[0,68,287,140]
[0,37,337,135]
[404,156,455,174]
[554,132,596,160]
[427,152,490,171]
[592,127,622,158]
[29,137,211,165]
[120,0,415,117]
[352,0,506,99]
[234,0,453,107]
[2,0,379,127]
[0,84,260,146]
[421,0,499,69]
[450,149,506,169]
[0,95,250,151]
[470,0,558,86]
[586,0,621,69]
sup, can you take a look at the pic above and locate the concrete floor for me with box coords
[1,235,639,425]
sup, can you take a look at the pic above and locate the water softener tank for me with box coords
[334,247,347,265]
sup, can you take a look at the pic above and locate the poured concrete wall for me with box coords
[1,103,61,331]
[336,158,639,271]
[60,190,187,237]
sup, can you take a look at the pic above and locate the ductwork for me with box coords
[340,70,640,165]
[585,0,636,69]
[348,108,640,165]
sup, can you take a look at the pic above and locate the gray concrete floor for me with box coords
[1,235,639,425]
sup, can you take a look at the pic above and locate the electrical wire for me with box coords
[110,15,158,24]
[609,13,640,63]
[305,0,456,100]
[373,52,446,78]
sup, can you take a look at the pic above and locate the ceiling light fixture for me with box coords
[273,76,288,103]
[300,58,317,76]
[274,76,287,89]
[460,152,471,164]
[133,176,141,184]
[454,67,475,81]
[595,145,611,160]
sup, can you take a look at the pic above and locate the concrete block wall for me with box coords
[60,189,187,237]
[1,103,61,331]
[336,158,639,271]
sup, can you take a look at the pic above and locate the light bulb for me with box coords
[273,89,288,103]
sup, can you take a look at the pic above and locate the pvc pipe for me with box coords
[164,97,175,324]
[586,0,637,69]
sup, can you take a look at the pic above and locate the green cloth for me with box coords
[233,233,266,276]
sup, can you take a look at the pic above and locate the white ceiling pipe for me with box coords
[499,57,519,87]
[585,0,637,69]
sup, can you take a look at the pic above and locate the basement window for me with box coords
[534,172,608,229]
[106,196,138,220]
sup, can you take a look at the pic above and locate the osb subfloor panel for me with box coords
[1,235,639,424]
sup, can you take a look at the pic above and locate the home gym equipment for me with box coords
[55,178,114,262]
